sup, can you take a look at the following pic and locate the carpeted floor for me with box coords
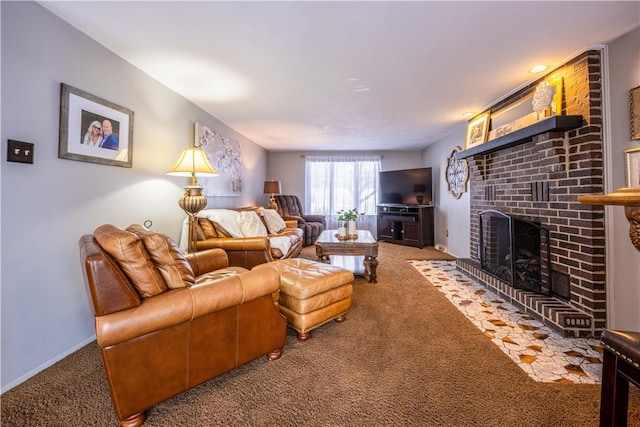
[2,243,638,426]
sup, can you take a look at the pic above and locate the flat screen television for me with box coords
[379,167,433,205]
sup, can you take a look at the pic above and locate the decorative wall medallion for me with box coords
[446,146,469,199]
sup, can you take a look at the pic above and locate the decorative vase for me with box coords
[348,220,357,237]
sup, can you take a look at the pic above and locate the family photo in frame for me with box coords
[58,83,134,168]
[465,111,491,150]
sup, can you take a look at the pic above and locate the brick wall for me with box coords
[466,50,607,333]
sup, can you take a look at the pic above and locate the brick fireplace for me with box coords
[456,50,606,338]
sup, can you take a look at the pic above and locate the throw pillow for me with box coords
[197,218,217,238]
[126,224,195,288]
[197,209,243,237]
[93,224,167,298]
[238,211,268,237]
[262,209,287,234]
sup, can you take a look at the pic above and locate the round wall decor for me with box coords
[445,146,469,199]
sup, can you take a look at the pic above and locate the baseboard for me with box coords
[1,334,96,394]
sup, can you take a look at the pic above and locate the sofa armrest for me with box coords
[95,288,194,347]
[185,248,229,277]
[284,219,298,229]
[282,214,304,224]
[96,268,282,347]
[196,236,270,251]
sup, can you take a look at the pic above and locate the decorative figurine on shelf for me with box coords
[532,81,554,119]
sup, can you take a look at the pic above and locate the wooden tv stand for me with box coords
[377,204,434,248]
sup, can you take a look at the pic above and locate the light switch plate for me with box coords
[7,139,34,164]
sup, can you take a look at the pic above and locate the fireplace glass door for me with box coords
[479,209,551,295]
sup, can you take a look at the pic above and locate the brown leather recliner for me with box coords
[79,224,287,427]
[274,195,326,246]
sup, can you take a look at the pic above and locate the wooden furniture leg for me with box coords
[599,330,640,427]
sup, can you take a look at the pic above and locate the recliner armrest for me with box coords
[302,214,326,226]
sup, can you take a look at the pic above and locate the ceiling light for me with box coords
[353,85,370,93]
[462,111,475,117]
[529,64,548,74]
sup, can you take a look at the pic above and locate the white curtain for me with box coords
[304,155,381,237]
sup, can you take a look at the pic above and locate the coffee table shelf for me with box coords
[314,229,379,283]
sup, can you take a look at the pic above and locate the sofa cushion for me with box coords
[238,211,268,237]
[126,224,196,289]
[194,267,248,285]
[93,224,167,298]
[262,209,287,234]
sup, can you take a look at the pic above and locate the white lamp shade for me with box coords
[167,148,218,177]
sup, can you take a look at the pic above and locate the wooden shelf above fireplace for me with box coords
[456,115,584,159]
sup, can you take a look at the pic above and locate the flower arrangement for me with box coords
[337,208,363,222]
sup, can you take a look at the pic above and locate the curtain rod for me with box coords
[300,154,385,158]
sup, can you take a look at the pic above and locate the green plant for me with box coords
[337,208,363,222]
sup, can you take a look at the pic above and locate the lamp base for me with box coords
[268,194,277,210]
[179,185,207,215]
[179,185,208,253]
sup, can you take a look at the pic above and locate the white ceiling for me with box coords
[40,1,639,152]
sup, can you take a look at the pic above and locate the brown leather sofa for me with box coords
[79,224,287,427]
[194,206,304,269]
[274,195,326,246]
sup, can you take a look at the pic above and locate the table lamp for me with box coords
[167,148,218,252]
[264,180,282,209]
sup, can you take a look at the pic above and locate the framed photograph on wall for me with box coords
[625,147,640,187]
[465,111,490,150]
[630,86,640,140]
[58,83,134,167]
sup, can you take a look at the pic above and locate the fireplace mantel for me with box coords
[456,115,584,159]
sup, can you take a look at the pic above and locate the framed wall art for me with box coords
[630,86,640,140]
[195,122,242,197]
[625,147,640,187]
[58,83,134,167]
[465,111,490,150]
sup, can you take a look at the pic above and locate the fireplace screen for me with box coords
[479,209,552,295]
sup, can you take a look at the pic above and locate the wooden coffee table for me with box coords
[314,229,379,283]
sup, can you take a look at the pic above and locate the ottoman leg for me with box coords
[297,331,311,341]
[335,314,346,323]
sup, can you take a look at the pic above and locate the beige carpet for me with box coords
[2,242,638,426]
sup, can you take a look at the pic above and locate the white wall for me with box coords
[0,2,268,391]
[603,26,640,330]
[421,124,471,259]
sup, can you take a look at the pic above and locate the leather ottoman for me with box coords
[253,258,354,341]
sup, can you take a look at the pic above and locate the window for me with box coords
[305,155,381,235]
